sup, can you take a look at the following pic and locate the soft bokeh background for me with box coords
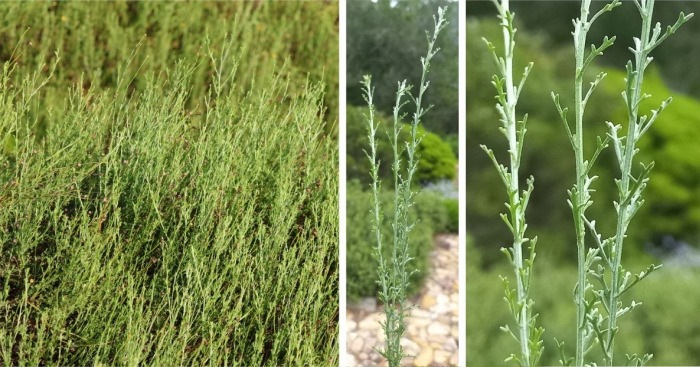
[466,1,700,365]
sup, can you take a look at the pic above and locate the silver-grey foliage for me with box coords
[361,7,448,367]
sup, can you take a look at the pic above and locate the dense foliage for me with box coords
[0,1,339,136]
[442,198,458,233]
[0,2,338,365]
[346,180,450,301]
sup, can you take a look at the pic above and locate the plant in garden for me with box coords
[480,0,543,365]
[551,0,692,365]
[360,7,447,367]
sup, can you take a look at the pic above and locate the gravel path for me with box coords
[346,234,459,366]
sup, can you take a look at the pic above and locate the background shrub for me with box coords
[412,189,450,234]
[442,198,458,233]
[414,131,457,184]
[346,180,444,301]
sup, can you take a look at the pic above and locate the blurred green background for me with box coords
[346,0,459,301]
[466,1,700,365]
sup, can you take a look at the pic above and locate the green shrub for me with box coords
[346,180,436,301]
[442,198,458,233]
[413,189,450,233]
[444,133,458,158]
[414,130,457,184]
[0,3,338,365]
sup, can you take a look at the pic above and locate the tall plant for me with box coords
[480,0,543,366]
[360,7,447,367]
[483,0,693,366]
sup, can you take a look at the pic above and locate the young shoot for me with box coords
[481,0,543,365]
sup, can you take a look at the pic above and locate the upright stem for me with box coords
[500,1,530,362]
[483,1,541,364]
[361,8,447,367]
[572,3,590,365]
[606,2,652,364]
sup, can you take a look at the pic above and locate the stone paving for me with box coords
[346,234,459,366]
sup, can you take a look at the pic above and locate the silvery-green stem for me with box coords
[481,1,543,365]
[552,0,691,365]
[572,2,594,365]
[601,1,692,365]
[551,0,620,364]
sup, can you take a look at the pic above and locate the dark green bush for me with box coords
[346,180,441,301]
[413,189,450,233]
[414,130,457,184]
[346,104,457,187]
[442,198,458,233]
[444,133,459,158]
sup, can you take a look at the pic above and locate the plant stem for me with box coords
[604,9,652,362]
[499,1,530,363]
[572,3,590,365]
[552,1,620,364]
[555,1,691,365]
[603,1,692,364]
[482,1,542,365]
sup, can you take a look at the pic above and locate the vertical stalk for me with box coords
[500,0,529,362]
[482,1,542,365]
[552,1,620,364]
[553,0,690,365]
[602,1,691,364]
[571,3,590,365]
[604,9,652,363]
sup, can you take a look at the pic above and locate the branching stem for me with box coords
[361,8,448,367]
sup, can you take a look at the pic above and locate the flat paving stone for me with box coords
[346,234,459,366]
